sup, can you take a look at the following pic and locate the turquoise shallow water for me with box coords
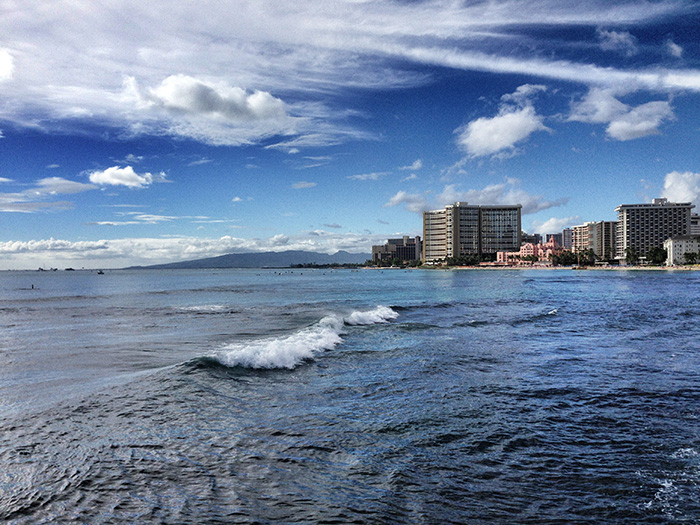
[1,268,700,523]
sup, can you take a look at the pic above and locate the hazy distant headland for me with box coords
[126,250,371,270]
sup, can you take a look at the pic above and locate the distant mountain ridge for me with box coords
[128,250,371,269]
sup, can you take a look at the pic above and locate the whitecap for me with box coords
[215,306,398,369]
[345,305,399,325]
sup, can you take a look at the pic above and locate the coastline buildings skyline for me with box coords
[371,197,700,267]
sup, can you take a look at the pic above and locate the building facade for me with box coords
[423,202,521,263]
[561,228,573,250]
[571,221,617,261]
[372,236,422,264]
[664,235,700,266]
[691,214,700,236]
[497,237,560,265]
[546,233,563,247]
[615,198,694,262]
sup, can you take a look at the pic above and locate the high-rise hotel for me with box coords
[423,202,521,262]
[615,198,694,262]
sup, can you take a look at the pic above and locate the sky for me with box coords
[1,0,700,269]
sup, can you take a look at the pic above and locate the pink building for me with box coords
[497,238,561,265]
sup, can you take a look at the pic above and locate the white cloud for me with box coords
[529,216,581,234]
[34,177,97,195]
[605,101,674,141]
[456,84,550,158]
[1,1,698,151]
[597,29,638,57]
[0,177,97,213]
[666,39,683,58]
[569,88,674,140]
[457,105,549,158]
[401,174,418,182]
[232,196,243,202]
[384,190,430,213]
[385,180,567,215]
[270,234,289,246]
[147,74,286,122]
[661,171,700,206]
[399,159,422,171]
[89,166,165,188]
[0,48,13,82]
[0,177,12,183]
[347,172,390,181]
[292,181,317,189]
[568,88,628,124]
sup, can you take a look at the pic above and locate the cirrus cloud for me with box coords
[292,181,317,189]
[0,177,97,213]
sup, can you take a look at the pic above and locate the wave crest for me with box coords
[214,306,397,369]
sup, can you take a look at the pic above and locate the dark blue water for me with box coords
[2,268,700,523]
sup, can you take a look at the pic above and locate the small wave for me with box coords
[345,305,399,325]
[180,304,228,312]
[213,306,398,370]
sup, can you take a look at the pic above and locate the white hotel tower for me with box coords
[615,198,694,262]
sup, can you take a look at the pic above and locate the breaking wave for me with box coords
[214,306,398,369]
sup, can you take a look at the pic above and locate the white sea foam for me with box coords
[216,306,397,369]
[181,304,228,312]
[345,305,399,325]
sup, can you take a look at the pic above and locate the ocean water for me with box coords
[2,267,700,523]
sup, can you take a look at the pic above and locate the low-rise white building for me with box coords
[664,235,700,266]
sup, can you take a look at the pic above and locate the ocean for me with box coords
[1,267,700,523]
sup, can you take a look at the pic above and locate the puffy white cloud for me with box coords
[569,88,674,140]
[661,171,700,206]
[529,216,581,234]
[456,105,549,158]
[568,88,628,124]
[270,234,290,246]
[89,166,165,188]
[456,84,550,158]
[597,29,638,57]
[148,75,286,122]
[605,101,674,141]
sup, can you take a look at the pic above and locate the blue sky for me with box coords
[1,0,699,269]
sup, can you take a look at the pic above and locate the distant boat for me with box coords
[97,270,104,275]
